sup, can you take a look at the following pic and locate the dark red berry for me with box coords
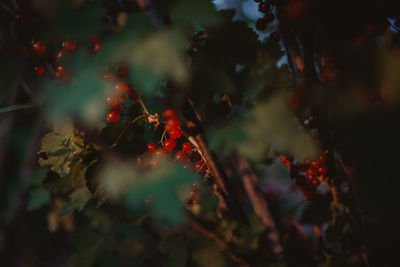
[258,3,269,13]
[174,151,188,162]
[154,148,167,157]
[163,138,176,152]
[90,35,101,52]
[63,40,77,51]
[115,82,130,94]
[317,166,327,175]
[182,142,192,152]
[147,142,157,151]
[32,41,46,54]
[107,110,120,122]
[129,88,139,101]
[195,160,207,172]
[107,96,119,108]
[167,126,182,139]
[162,109,178,119]
[256,18,267,31]
[34,65,45,75]
[118,64,129,77]
[118,93,127,104]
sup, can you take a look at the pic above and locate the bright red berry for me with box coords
[147,142,157,151]
[32,41,46,54]
[163,138,176,152]
[167,117,181,128]
[284,161,291,168]
[34,65,45,75]
[106,96,120,108]
[107,110,120,122]
[182,142,192,152]
[167,126,182,139]
[63,40,77,51]
[174,151,188,162]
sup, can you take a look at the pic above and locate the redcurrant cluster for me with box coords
[104,66,139,123]
[281,151,328,200]
[30,36,101,79]
[255,0,275,31]
[145,109,207,174]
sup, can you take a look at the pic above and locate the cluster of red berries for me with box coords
[145,109,207,173]
[30,36,101,79]
[255,0,275,31]
[281,151,329,200]
[105,66,139,123]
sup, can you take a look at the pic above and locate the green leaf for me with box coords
[38,119,85,177]
[59,187,92,217]
[171,0,222,27]
[238,93,318,161]
[27,186,51,211]
[192,245,226,267]
[206,123,246,155]
[0,103,37,114]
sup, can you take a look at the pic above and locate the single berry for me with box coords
[90,35,101,52]
[256,18,267,31]
[258,3,269,13]
[107,96,120,108]
[270,31,281,41]
[147,142,157,151]
[115,81,130,94]
[306,168,317,176]
[118,64,129,77]
[32,41,46,54]
[284,161,291,168]
[167,126,182,139]
[174,150,188,162]
[182,142,192,152]
[163,138,176,152]
[162,109,178,119]
[280,155,288,164]
[319,155,327,164]
[167,117,181,129]
[317,166,327,175]
[34,65,45,75]
[154,148,167,157]
[107,110,120,122]
[112,105,122,113]
[129,88,139,101]
[195,160,207,172]
[63,40,77,51]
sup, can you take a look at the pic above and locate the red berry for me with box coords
[106,96,119,108]
[256,18,267,31]
[163,138,176,152]
[63,40,77,51]
[182,142,192,152]
[306,168,317,176]
[115,82,130,94]
[107,110,120,122]
[317,166,327,175]
[154,148,167,157]
[32,41,46,54]
[258,3,269,13]
[129,88,139,101]
[167,126,182,139]
[162,109,178,119]
[112,105,122,113]
[280,155,288,164]
[34,65,45,75]
[319,155,327,164]
[284,161,291,168]
[174,150,188,162]
[90,35,101,52]
[195,160,207,172]
[167,117,181,128]
[118,64,129,77]
[147,142,157,151]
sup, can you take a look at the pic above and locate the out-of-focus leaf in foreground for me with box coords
[238,93,318,161]
[100,159,197,225]
[38,119,85,177]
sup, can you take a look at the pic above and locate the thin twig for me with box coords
[236,156,284,257]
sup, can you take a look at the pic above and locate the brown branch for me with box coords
[191,218,250,267]
[236,156,284,257]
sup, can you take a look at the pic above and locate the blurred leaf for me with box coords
[159,234,188,266]
[0,103,37,114]
[100,159,197,225]
[27,186,51,211]
[59,187,92,217]
[38,119,85,177]
[238,93,318,161]
[113,31,190,92]
[171,0,222,27]
[192,245,226,267]
[206,122,246,155]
